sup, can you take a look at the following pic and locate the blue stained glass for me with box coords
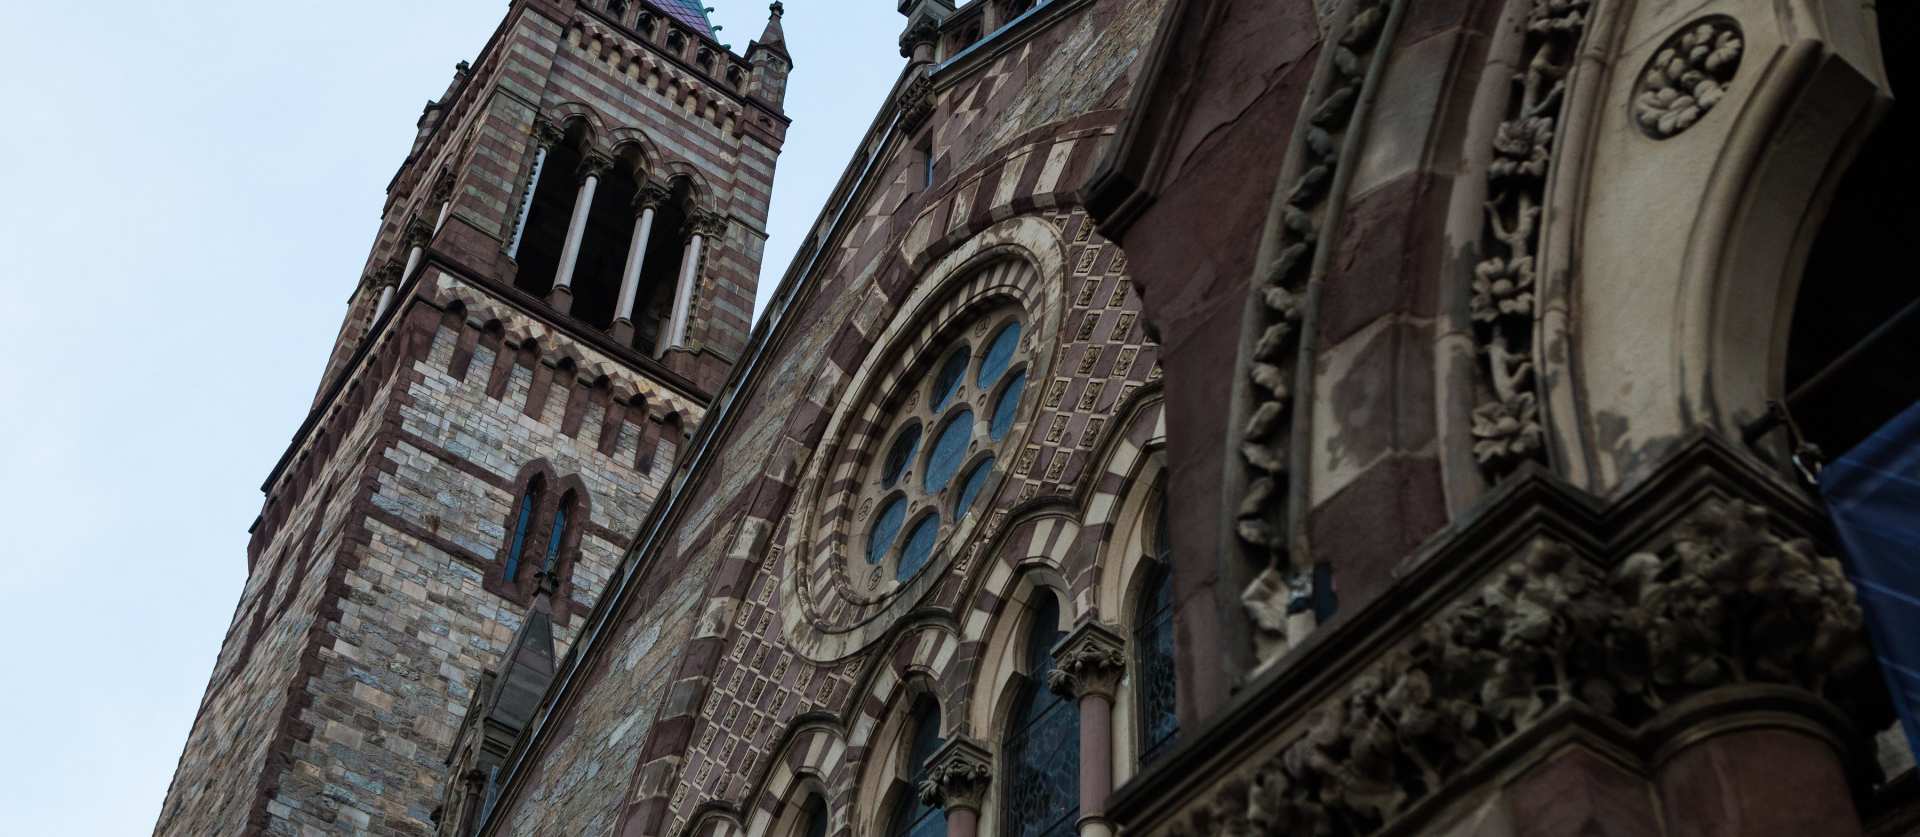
[1005,594,1078,837]
[924,410,974,492]
[1135,561,1179,764]
[990,371,1026,441]
[505,479,540,581]
[883,424,922,489]
[888,699,947,837]
[541,500,569,574]
[897,513,940,581]
[977,321,1021,387]
[956,456,994,518]
[930,348,970,412]
[869,497,908,565]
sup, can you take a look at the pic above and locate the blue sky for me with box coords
[0,2,899,833]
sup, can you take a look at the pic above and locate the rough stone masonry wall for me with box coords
[249,290,694,835]
[156,365,400,837]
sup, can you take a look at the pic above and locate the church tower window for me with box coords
[1134,494,1179,764]
[886,697,947,837]
[504,475,543,581]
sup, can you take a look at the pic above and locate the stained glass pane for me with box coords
[888,699,947,837]
[930,348,971,412]
[541,502,568,574]
[1136,564,1179,763]
[883,424,922,489]
[978,320,1022,387]
[924,410,974,492]
[505,483,538,580]
[990,371,1026,441]
[869,497,908,565]
[956,456,994,518]
[1005,593,1078,837]
[897,513,940,581]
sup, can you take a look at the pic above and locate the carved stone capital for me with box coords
[429,170,456,204]
[1048,621,1128,700]
[373,259,403,289]
[577,152,615,182]
[403,217,434,249]
[687,210,728,240]
[633,182,674,212]
[898,19,939,58]
[916,736,993,813]
[533,118,566,149]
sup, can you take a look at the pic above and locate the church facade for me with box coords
[159,1,1920,836]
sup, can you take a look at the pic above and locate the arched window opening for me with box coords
[514,124,589,299]
[541,490,576,577]
[1784,5,1920,460]
[565,149,647,331]
[801,794,829,837]
[1002,591,1078,837]
[627,178,694,355]
[1134,493,1179,764]
[886,697,946,837]
[504,475,543,582]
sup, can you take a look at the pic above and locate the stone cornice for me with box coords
[1108,433,1886,836]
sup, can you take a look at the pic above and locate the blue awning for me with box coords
[1821,400,1920,759]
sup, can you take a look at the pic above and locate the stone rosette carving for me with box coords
[1168,500,1877,837]
[1048,621,1128,699]
[1468,0,1593,480]
[917,736,994,812]
[1633,17,1744,140]
[1234,0,1396,631]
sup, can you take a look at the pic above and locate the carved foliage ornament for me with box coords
[1235,0,1393,568]
[1169,501,1876,837]
[1468,0,1594,479]
[1633,17,1744,140]
[917,737,994,811]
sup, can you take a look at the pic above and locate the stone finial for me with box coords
[1048,621,1128,699]
[916,736,993,813]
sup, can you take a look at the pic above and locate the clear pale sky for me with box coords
[0,3,899,833]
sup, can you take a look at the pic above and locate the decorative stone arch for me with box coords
[659,161,719,216]
[606,127,664,180]
[842,627,955,837]
[682,803,746,837]
[1513,0,1894,492]
[545,100,610,152]
[741,718,853,837]
[487,458,594,618]
[961,564,1075,837]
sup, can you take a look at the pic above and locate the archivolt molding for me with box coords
[1163,499,1877,837]
[1232,0,1404,662]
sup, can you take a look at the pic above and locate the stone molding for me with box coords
[1468,0,1596,480]
[1110,435,1887,837]
[918,736,994,813]
[1049,621,1129,700]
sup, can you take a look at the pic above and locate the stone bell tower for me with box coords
[153,2,790,835]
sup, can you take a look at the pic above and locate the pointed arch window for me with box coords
[1002,592,1078,837]
[886,697,946,837]
[801,794,829,837]
[1134,495,1179,763]
[504,475,544,581]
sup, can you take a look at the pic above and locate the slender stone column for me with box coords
[507,120,564,259]
[919,736,993,837]
[662,211,723,354]
[369,260,403,323]
[549,152,613,314]
[1049,622,1127,837]
[611,182,671,345]
[430,171,455,232]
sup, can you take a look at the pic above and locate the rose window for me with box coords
[853,309,1029,591]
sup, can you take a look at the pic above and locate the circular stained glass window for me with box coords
[851,307,1031,588]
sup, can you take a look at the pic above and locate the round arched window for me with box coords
[854,309,1028,590]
